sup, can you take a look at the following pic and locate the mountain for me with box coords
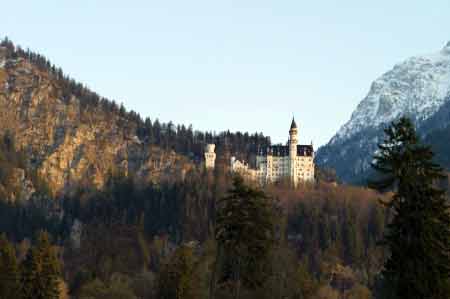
[0,38,270,198]
[316,42,450,183]
[0,43,195,196]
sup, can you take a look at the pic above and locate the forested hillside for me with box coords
[0,166,390,298]
[0,38,401,299]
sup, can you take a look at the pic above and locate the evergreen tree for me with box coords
[36,232,60,299]
[21,231,61,299]
[214,175,276,299]
[21,247,42,299]
[370,117,450,298]
[157,245,197,299]
[0,234,20,299]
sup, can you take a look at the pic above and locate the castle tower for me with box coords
[289,117,298,157]
[289,118,298,186]
[205,144,216,169]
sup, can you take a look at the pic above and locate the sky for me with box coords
[1,1,450,146]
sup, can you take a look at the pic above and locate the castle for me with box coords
[204,118,315,186]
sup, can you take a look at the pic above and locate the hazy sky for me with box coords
[2,1,450,146]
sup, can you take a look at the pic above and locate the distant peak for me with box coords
[442,41,450,54]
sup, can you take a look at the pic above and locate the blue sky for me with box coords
[2,1,450,146]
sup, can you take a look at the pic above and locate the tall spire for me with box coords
[290,117,297,130]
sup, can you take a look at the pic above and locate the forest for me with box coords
[0,146,391,298]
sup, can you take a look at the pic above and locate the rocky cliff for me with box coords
[0,45,193,197]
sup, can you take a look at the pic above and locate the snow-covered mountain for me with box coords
[317,42,450,183]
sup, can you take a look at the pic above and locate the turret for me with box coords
[205,144,216,169]
[289,117,298,158]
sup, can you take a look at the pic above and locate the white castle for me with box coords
[204,118,315,186]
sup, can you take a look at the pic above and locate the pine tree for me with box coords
[370,117,450,298]
[21,231,61,299]
[0,234,20,299]
[36,232,60,299]
[157,245,197,299]
[214,175,276,299]
[21,247,42,299]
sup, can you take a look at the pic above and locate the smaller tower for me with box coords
[205,144,216,169]
[289,117,299,186]
[289,117,298,157]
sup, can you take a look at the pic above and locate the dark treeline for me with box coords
[0,37,270,163]
[0,199,60,243]
[0,165,390,298]
[59,169,225,244]
[0,169,222,246]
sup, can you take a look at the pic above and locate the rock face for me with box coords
[317,42,450,183]
[0,47,192,196]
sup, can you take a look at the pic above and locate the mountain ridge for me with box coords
[317,41,450,182]
[331,42,450,144]
[0,38,271,198]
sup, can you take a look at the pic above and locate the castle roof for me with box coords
[290,117,297,130]
[258,144,314,157]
